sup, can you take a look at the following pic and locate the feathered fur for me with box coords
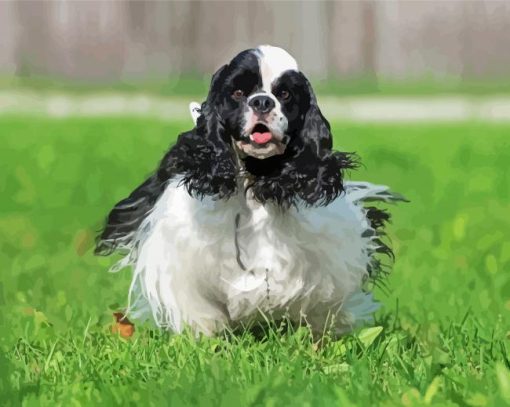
[95,45,404,336]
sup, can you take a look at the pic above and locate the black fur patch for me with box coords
[95,175,164,255]
[365,206,394,279]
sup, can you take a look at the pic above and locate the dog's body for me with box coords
[96,46,403,336]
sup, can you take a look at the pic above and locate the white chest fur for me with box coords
[122,179,380,335]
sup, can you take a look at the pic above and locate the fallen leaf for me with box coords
[22,307,35,316]
[111,312,135,338]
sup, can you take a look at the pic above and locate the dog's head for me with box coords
[181,45,356,207]
[199,46,330,159]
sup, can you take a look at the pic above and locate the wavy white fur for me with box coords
[112,178,392,336]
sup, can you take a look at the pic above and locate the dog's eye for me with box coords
[232,89,244,100]
[279,90,290,100]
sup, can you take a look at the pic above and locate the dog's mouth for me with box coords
[234,123,287,159]
[249,123,273,145]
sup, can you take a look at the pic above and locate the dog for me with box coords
[95,45,404,336]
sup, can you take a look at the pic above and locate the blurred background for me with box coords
[1,0,510,96]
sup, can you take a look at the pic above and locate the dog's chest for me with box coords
[143,181,368,324]
[171,185,359,318]
[217,201,326,320]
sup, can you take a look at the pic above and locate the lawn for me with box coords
[0,116,509,406]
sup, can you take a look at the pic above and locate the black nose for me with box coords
[248,95,275,114]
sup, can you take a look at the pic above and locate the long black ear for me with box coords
[195,64,232,154]
[196,63,228,130]
[166,63,237,199]
[292,75,357,205]
[300,76,333,155]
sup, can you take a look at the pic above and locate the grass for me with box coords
[4,74,510,97]
[0,116,509,406]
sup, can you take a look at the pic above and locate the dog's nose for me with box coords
[248,95,275,114]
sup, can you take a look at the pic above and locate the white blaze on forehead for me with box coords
[257,45,298,92]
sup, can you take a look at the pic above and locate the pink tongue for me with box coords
[251,131,272,145]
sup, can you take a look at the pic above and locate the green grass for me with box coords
[4,74,510,97]
[1,116,509,406]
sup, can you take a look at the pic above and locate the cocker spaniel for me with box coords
[96,45,404,336]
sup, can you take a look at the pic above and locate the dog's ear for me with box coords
[284,73,356,206]
[299,75,333,157]
[197,64,228,124]
[165,63,237,199]
[207,64,229,103]
[196,64,230,145]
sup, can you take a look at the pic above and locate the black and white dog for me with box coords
[96,45,403,336]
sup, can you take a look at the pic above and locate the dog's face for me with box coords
[205,46,314,160]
